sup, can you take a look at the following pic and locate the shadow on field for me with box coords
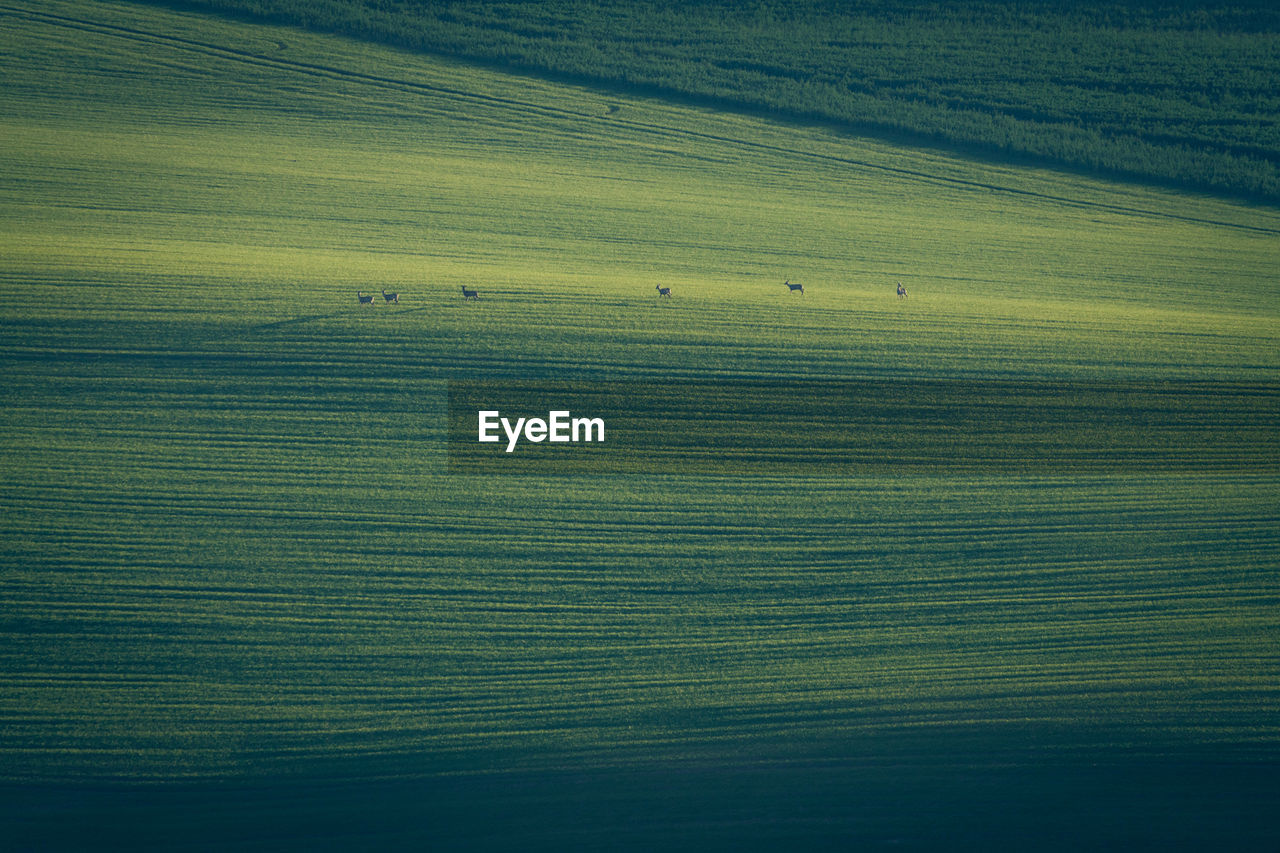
[6,753,1279,851]
[236,305,421,336]
[242,311,347,333]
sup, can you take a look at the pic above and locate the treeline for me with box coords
[133,0,1280,202]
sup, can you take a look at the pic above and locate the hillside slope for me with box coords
[127,0,1280,201]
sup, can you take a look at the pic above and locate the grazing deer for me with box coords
[785,279,804,294]
[897,282,907,299]
[461,286,479,300]
[656,285,671,297]
[357,291,374,305]
[382,289,399,304]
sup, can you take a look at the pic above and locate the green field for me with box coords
[2,0,1279,848]
[135,0,1280,201]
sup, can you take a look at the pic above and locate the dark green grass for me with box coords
[127,0,1280,201]
[1,1,1279,848]
[8,759,1280,850]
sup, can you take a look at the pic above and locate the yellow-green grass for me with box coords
[1,0,1278,847]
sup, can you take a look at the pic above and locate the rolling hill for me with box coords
[130,0,1280,201]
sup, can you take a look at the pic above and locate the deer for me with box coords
[357,291,374,305]
[785,279,804,294]
[656,285,671,297]
[382,289,399,304]
[897,282,907,299]
[461,286,479,300]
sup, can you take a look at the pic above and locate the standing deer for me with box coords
[461,286,480,300]
[357,291,374,305]
[897,282,907,299]
[785,279,804,294]
[656,285,671,297]
[382,289,399,304]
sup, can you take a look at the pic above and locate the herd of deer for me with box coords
[357,281,907,304]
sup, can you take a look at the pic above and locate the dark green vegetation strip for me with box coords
[448,378,1280,474]
[1,0,1278,846]
[128,0,1280,202]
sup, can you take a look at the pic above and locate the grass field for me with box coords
[2,0,1279,848]
[132,0,1280,201]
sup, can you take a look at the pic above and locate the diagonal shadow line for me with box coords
[242,310,346,333]
[239,304,438,335]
